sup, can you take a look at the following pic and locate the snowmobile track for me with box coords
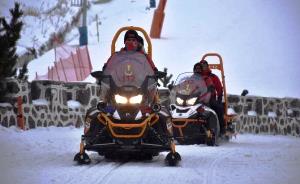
[203,150,234,184]
[94,161,128,184]
[188,147,234,184]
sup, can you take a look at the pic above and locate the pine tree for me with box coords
[0,2,23,80]
[18,63,28,81]
[159,68,173,87]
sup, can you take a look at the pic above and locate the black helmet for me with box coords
[199,60,209,70]
[124,30,139,43]
[137,35,144,46]
[193,63,202,72]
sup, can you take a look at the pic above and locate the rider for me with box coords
[193,63,212,105]
[196,60,225,135]
[103,29,157,71]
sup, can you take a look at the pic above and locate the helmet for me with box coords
[193,63,202,72]
[124,30,139,43]
[199,60,209,70]
[137,35,144,46]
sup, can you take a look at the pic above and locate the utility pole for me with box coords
[79,0,88,46]
[96,14,100,43]
[71,0,88,46]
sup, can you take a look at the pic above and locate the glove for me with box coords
[207,85,215,92]
[217,95,223,104]
[102,63,107,71]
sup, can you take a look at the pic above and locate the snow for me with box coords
[32,98,49,106]
[0,0,78,54]
[1,1,300,183]
[0,126,300,184]
[247,110,257,116]
[227,107,237,115]
[268,111,277,118]
[24,0,300,99]
[67,100,82,109]
[287,109,294,115]
[0,103,13,107]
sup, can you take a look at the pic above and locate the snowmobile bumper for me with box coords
[85,142,171,154]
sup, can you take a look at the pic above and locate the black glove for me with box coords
[102,63,107,71]
[217,95,223,104]
[207,85,215,92]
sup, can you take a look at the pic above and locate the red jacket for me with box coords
[200,70,223,102]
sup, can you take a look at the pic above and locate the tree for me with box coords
[17,63,28,81]
[0,2,23,80]
[159,67,173,87]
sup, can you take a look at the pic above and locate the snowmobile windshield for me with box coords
[103,51,155,88]
[173,72,208,97]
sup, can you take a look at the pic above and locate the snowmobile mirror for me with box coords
[97,101,107,111]
[152,103,161,112]
[241,89,249,96]
[168,84,173,90]
[91,71,104,80]
[170,104,176,111]
[155,71,167,79]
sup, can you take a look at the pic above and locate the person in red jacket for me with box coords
[197,60,225,135]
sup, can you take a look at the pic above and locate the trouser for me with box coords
[209,100,225,134]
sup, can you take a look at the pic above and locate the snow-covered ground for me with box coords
[0,126,300,184]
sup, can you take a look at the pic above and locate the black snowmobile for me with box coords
[74,26,181,166]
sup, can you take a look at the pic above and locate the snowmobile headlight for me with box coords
[115,94,128,104]
[186,97,197,106]
[176,97,184,105]
[129,94,143,104]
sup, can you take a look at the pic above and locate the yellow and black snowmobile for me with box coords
[74,26,181,166]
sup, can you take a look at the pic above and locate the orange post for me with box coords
[17,96,25,130]
[150,0,167,38]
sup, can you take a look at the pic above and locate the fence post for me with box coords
[54,62,61,81]
[71,52,79,81]
[76,48,84,80]
[85,46,93,72]
[60,58,68,82]
[17,96,25,130]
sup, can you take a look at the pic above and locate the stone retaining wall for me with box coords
[0,79,299,136]
[0,79,100,129]
[227,95,300,136]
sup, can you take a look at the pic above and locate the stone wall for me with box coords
[0,79,100,129]
[0,79,299,136]
[227,95,300,136]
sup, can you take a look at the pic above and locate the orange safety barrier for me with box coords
[17,96,25,130]
[150,0,167,38]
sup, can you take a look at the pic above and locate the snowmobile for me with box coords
[169,53,236,145]
[74,26,181,166]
